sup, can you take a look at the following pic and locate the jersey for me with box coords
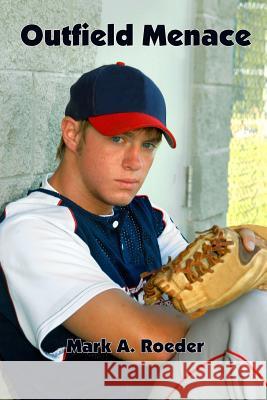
[0,175,187,361]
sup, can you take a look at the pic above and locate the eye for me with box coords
[111,136,124,144]
[143,142,157,150]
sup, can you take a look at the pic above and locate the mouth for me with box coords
[115,179,140,189]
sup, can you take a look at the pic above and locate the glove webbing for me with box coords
[171,226,234,286]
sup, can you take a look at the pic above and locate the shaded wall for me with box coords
[189,0,239,238]
[0,0,102,212]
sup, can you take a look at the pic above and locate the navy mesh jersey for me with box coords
[0,188,166,360]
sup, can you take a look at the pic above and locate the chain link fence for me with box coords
[227,0,267,225]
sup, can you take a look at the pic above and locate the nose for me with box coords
[122,145,143,171]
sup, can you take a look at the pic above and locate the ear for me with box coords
[61,117,82,153]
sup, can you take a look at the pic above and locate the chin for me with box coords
[111,193,136,207]
[114,198,134,207]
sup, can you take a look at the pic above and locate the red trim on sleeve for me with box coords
[0,207,7,221]
[57,200,77,232]
[62,348,67,361]
[68,208,78,232]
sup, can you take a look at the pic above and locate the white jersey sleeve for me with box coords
[0,204,123,359]
[153,204,188,265]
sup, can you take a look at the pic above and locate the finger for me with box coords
[239,228,256,252]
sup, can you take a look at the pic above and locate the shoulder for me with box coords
[129,196,188,262]
[129,195,169,236]
[0,191,95,281]
[131,195,166,216]
[132,195,170,221]
[0,191,77,241]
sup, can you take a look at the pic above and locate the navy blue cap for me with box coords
[65,62,176,148]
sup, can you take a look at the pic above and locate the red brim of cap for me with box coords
[88,112,176,148]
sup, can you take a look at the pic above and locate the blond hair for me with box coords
[56,123,162,161]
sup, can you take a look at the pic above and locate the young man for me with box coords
[0,62,259,362]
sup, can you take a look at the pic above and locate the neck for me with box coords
[49,158,113,215]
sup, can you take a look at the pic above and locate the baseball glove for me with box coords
[142,224,267,318]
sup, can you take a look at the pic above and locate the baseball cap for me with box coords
[65,62,176,148]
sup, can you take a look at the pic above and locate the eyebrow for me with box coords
[124,131,162,143]
[145,135,162,144]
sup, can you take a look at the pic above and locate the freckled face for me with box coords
[76,126,161,214]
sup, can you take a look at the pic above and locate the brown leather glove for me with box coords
[143,225,267,318]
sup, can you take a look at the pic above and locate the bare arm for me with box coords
[63,288,191,361]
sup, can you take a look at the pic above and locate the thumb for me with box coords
[239,228,256,252]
